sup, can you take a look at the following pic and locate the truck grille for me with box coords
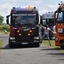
[60,40,64,44]
[59,34,64,37]
[59,28,64,37]
[14,29,38,36]
[15,36,34,42]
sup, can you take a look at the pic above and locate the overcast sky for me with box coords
[0,0,64,23]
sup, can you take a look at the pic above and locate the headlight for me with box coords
[17,30,20,33]
[29,30,32,33]
[34,37,39,39]
[28,33,30,36]
[19,33,22,36]
[58,28,63,33]
[10,37,15,40]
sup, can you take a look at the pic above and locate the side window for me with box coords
[57,12,63,21]
[42,19,46,25]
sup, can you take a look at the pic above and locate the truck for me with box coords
[54,1,64,48]
[6,6,41,47]
[40,12,55,39]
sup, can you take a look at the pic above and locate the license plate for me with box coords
[21,42,28,45]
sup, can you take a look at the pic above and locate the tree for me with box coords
[0,15,4,25]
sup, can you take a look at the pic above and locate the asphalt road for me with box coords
[0,34,64,64]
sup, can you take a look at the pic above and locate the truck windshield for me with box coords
[42,19,54,26]
[47,19,54,26]
[57,12,64,22]
[12,14,36,26]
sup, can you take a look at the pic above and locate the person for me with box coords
[42,25,54,46]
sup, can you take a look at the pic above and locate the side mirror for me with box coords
[54,12,57,22]
[40,16,42,24]
[6,15,10,24]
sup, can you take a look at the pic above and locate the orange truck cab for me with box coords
[54,1,64,48]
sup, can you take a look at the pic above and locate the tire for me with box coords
[9,44,14,48]
[60,46,64,49]
[35,43,40,47]
[9,39,14,48]
[40,40,42,43]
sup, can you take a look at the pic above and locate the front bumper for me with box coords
[9,36,40,45]
[55,37,64,46]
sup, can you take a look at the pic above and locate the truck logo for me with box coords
[23,28,30,31]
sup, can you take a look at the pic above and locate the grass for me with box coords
[0,40,4,48]
[42,40,64,52]
[0,30,9,34]
[42,40,60,48]
[0,24,10,34]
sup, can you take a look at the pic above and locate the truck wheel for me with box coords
[60,46,64,49]
[9,43,14,48]
[40,40,42,43]
[9,40,14,48]
[36,43,40,47]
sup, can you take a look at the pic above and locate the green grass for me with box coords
[42,40,64,52]
[42,40,60,48]
[0,40,4,48]
[0,24,10,34]
[0,30,9,34]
